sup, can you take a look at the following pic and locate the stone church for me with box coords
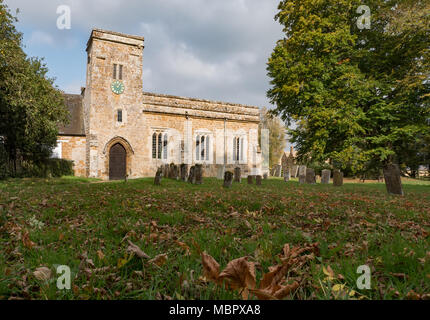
[56,29,262,180]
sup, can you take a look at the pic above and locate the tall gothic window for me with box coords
[152,132,168,160]
[113,64,124,80]
[196,134,210,161]
[233,137,244,162]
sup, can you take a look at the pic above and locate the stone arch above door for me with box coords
[103,137,134,180]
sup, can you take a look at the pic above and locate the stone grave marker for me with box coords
[321,169,331,184]
[305,168,316,184]
[292,165,299,178]
[223,171,234,188]
[284,167,291,182]
[298,165,307,184]
[248,175,254,184]
[383,164,404,195]
[234,167,241,183]
[263,173,268,180]
[195,164,203,185]
[154,167,162,185]
[180,164,188,182]
[274,165,282,177]
[333,169,343,186]
[188,166,196,184]
[256,175,262,185]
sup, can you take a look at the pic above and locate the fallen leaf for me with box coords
[33,267,51,281]
[150,254,168,267]
[218,257,256,291]
[97,250,105,260]
[201,252,220,282]
[127,240,150,259]
[22,231,36,249]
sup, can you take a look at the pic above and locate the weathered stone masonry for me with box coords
[58,29,261,180]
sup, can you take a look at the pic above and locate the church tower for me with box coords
[83,29,145,178]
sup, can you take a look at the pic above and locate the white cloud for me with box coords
[27,30,54,46]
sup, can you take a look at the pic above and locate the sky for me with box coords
[5,0,285,109]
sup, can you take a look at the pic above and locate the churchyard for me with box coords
[1,175,429,300]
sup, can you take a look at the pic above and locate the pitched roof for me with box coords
[58,94,85,136]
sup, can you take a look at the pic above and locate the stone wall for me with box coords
[58,136,87,177]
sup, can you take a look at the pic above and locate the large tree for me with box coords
[0,1,68,176]
[267,0,430,193]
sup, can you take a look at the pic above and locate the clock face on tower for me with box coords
[111,80,125,95]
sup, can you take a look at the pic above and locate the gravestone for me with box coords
[263,173,268,180]
[248,175,254,184]
[217,166,224,180]
[281,153,288,178]
[274,165,282,177]
[256,175,262,185]
[292,165,299,178]
[154,167,162,185]
[333,169,343,187]
[180,164,188,182]
[195,164,203,185]
[223,171,234,188]
[284,167,291,182]
[305,168,316,184]
[234,167,241,183]
[174,164,180,180]
[321,169,331,184]
[383,164,404,195]
[298,165,307,184]
[163,164,169,178]
[188,166,196,184]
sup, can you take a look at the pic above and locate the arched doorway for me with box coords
[109,143,126,180]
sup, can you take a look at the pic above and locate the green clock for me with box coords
[111,80,125,95]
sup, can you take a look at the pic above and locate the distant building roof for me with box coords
[58,94,85,136]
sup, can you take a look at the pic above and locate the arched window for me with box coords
[196,134,210,162]
[117,109,123,122]
[233,136,244,162]
[196,135,200,161]
[152,132,168,160]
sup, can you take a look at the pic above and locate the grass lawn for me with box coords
[0,176,429,300]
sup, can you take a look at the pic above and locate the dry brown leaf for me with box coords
[249,289,278,300]
[218,257,256,291]
[201,252,220,282]
[33,267,51,281]
[149,254,168,267]
[273,281,299,299]
[22,231,36,249]
[175,240,191,255]
[97,250,105,260]
[127,240,150,259]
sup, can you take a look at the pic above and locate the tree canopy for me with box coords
[0,0,68,175]
[267,0,430,177]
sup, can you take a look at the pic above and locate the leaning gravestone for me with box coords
[305,168,316,184]
[195,164,203,185]
[248,175,254,184]
[383,164,404,195]
[256,175,262,185]
[234,167,241,183]
[284,167,291,182]
[180,164,188,182]
[188,166,196,184]
[333,169,344,186]
[154,167,163,185]
[274,165,282,177]
[223,171,234,188]
[298,165,307,184]
[321,169,331,184]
